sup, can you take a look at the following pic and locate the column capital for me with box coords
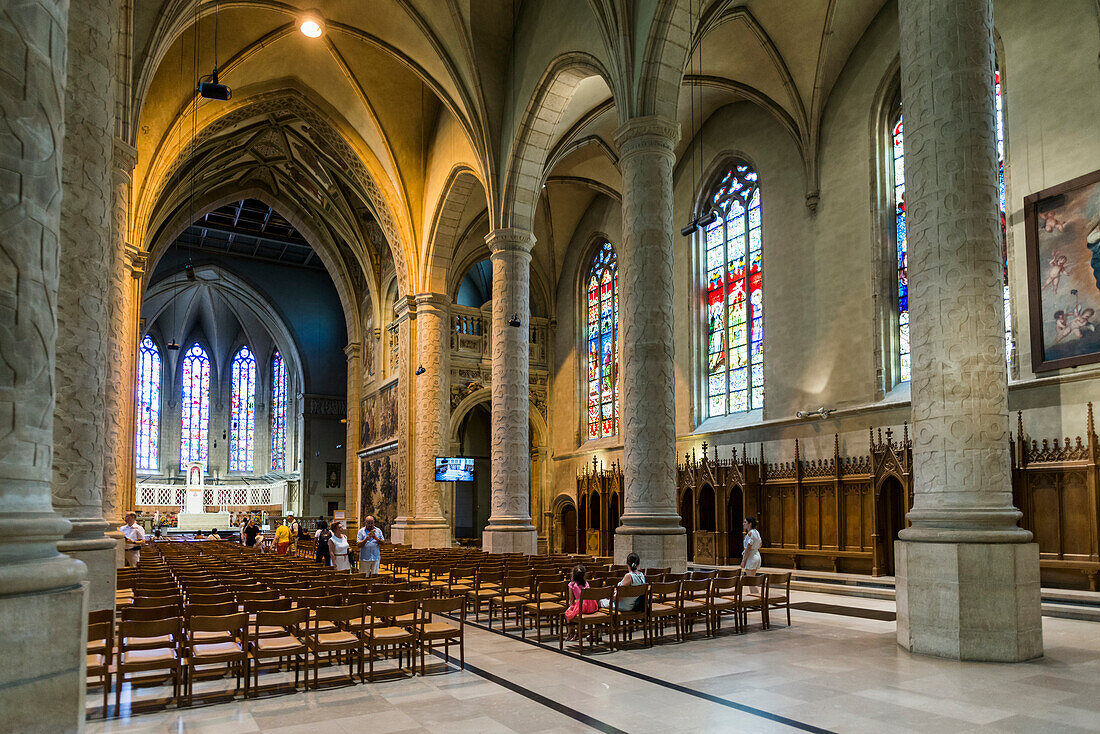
[485,228,535,256]
[127,245,148,278]
[613,115,680,156]
[414,292,451,315]
[113,137,138,173]
[344,341,361,360]
[393,294,416,321]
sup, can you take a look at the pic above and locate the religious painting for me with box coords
[359,382,398,448]
[360,451,397,531]
[1025,168,1100,372]
[326,462,342,488]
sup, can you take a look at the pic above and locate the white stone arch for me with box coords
[448,388,547,450]
[422,165,487,294]
[637,0,693,121]
[500,52,616,232]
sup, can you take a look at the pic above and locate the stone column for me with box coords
[612,116,687,572]
[0,1,90,728]
[103,138,137,571]
[52,0,120,612]
[389,297,415,543]
[402,293,452,548]
[895,0,1042,661]
[483,229,537,554]
[344,342,361,529]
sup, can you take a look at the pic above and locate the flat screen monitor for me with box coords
[435,457,474,482]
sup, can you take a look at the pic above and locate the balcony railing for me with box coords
[136,481,287,510]
[450,304,548,366]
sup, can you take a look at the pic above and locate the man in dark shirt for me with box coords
[244,519,260,547]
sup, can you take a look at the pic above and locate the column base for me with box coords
[57,517,117,611]
[398,519,452,549]
[0,581,87,730]
[483,526,538,555]
[614,527,687,573]
[389,517,412,545]
[895,540,1043,662]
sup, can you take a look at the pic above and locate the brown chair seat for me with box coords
[315,630,359,646]
[192,641,244,659]
[124,633,174,647]
[193,629,234,643]
[650,602,674,614]
[419,621,458,637]
[370,625,414,642]
[121,647,177,667]
[87,653,107,668]
[678,599,706,612]
[524,601,566,612]
[255,634,304,653]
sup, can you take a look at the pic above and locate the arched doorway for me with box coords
[454,403,492,540]
[727,485,744,562]
[879,476,906,576]
[560,502,578,553]
[680,487,695,561]
[699,485,716,531]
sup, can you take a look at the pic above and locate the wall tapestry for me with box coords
[359,381,398,448]
[1025,168,1100,371]
[359,450,397,531]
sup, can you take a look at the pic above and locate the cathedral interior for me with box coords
[2,0,1100,731]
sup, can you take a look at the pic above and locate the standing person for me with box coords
[239,516,248,544]
[286,512,300,555]
[315,519,332,566]
[274,518,291,555]
[120,512,146,567]
[356,515,385,576]
[741,516,762,576]
[244,517,260,548]
[328,521,351,571]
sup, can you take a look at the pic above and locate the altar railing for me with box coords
[136,481,287,509]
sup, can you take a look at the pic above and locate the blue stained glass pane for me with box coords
[585,241,619,438]
[731,368,748,392]
[230,346,257,472]
[180,343,210,470]
[271,351,288,471]
[136,335,161,471]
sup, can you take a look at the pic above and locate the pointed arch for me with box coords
[422,165,486,293]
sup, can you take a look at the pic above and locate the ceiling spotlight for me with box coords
[508,314,522,328]
[299,16,324,38]
[183,263,196,281]
[681,210,719,237]
[415,365,426,376]
[197,67,231,100]
[167,340,180,351]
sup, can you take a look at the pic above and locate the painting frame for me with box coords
[1024,167,1100,373]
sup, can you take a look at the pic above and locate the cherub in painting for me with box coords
[1042,251,1071,294]
[1040,210,1066,233]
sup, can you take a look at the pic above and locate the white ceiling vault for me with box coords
[130,0,890,332]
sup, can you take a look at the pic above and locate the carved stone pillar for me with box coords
[389,296,415,543]
[0,1,90,727]
[612,116,687,572]
[344,342,361,529]
[895,0,1042,661]
[483,228,537,554]
[53,0,120,612]
[401,293,452,548]
[102,138,137,573]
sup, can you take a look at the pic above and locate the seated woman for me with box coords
[599,552,646,611]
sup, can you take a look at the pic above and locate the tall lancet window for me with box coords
[705,160,764,416]
[135,335,161,472]
[271,351,288,471]
[179,343,211,470]
[586,241,619,439]
[892,70,1008,383]
[230,346,257,472]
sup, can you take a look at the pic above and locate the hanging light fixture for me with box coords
[197,3,231,100]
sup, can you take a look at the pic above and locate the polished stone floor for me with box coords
[88,591,1100,733]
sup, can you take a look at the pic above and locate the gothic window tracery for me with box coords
[230,346,257,472]
[136,335,161,471]
[704,160,764,416]
[585,240,619,438]
[180,343,211,470]
[271,350,287,471]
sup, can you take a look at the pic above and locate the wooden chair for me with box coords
[566,586,614,655]
[488,574,529,630]
[765,572,791,626]
[610,583,650,649]
[710,575,741,634]
[467,569,501,620]
[115,618,183,713]
[675,579,715,638]
[87,611,114,717]
[647,580,681,643]
[521,580,567,642]
[364,600,417,682]
[305,604,365,687]
[737,575,769,630]
[643,567,670,578]
[415,597,465,675]
[248,608,308,694]
[185,612,250,704]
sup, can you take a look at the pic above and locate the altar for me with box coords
[176,462,230,531]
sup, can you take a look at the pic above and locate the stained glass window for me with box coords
[271,351,288,471]
[179,343,210,470]
[586,241,618,438]
[893,71,1009,383]
[230,346,257,472]
[705,160,763,417]
[135,335,161,472]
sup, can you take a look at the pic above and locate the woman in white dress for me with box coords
[328,521,351,571]
[741,516,762,576]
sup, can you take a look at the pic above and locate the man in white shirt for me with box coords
[120,512,146,567]
[356,515,385,576]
